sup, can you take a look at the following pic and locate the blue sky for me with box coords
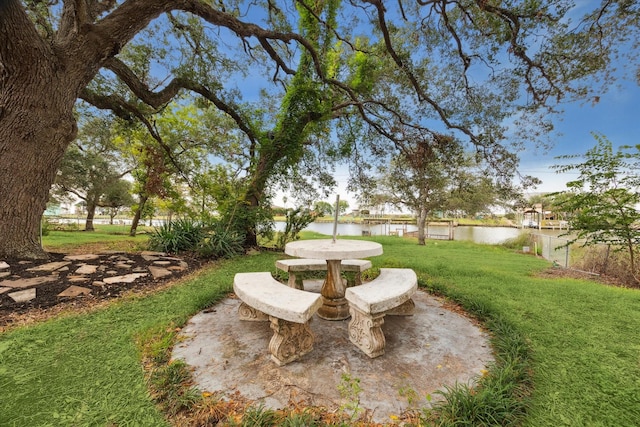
[314,76,640,210]
[519,78,640,194]
[142,0,637,209]
[317,76,640,208]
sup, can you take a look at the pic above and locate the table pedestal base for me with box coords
[317,296,350,320]
[318,259,350,320]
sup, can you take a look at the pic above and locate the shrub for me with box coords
[40,217,52,236]
[573,244,639,286]
[197,221,244,259]
[148,218,205,254]
[275,207,316,250]
[501,232,533,252]
[148,217,245,259]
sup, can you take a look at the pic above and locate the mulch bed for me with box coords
[0,252,204,330]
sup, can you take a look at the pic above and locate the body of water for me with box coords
[279,221,565,245]
[58,217,563,245]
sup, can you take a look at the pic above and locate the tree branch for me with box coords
[363,0,479,144]
[103,57,259,146]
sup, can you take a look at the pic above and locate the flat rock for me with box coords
[0,275,59,289]
[75,264,98,275]
[152,260,172,266]
[0,272,11,279]
[115,262,132,269]
[68,276,90,283]
[0,261,9,270]
[0,287,11,294]
[148,266,173,279]
[58,285,91,297]
[141,251,167,256]
[26,261,71,272]
[9,289,37,303]
[64,254,101,261]
[103,273,148,284]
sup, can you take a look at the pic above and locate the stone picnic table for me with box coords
[284,239,383,320]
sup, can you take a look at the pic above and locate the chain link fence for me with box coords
[530,232,572,268]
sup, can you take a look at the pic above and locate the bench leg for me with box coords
[354,272,363,286]
[347,306,386,358]
[268,317,315,366]
[238,302,268,321]
[287,272,304,290]
[385,298,415,316]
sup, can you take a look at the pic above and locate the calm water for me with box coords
[278,221,564,245]
[77,217,560,245]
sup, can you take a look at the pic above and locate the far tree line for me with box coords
[53,106,640,268]
[48,107,524,239]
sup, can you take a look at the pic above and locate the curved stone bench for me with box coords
[233,272,323,365]
[275,258,372,289]
[345,268,418,358]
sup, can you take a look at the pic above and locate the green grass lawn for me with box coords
[42,225,150,253]
[1,235,639,425]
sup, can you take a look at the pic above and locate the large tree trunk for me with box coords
[0,0,172,259]
[85,200,98,232]
[0,1,78,259]
[417,208,427,246]
[242,191,261,248]
[129,194,149,237]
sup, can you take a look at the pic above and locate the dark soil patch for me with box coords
[0,252,204,329]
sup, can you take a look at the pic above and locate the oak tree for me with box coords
[1,0,637,258]
[52,115,131,231]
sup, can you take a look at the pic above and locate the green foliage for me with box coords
[148,217,244,259]
[238,404,279,426]
[197,221,244,259]
[276,207,316,249]
[149,360,202,416]
[348,44,379,95]
[551,133,640,277]
[102,179,134,216]
[279,410,322,427]
[313,200,333,216]
[500,232,534,250]
[148,218,205,254]
[337,373,363,420]
[40,217,52,237]
[53,115,131,230]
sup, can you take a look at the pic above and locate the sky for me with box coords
[518,79,640,195]
[272,2,640,210]
[292,76,640,210]
[132,0,640,212]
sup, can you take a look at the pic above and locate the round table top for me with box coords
[284,239,383,260]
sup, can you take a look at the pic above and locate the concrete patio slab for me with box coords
[173,289,493,424]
